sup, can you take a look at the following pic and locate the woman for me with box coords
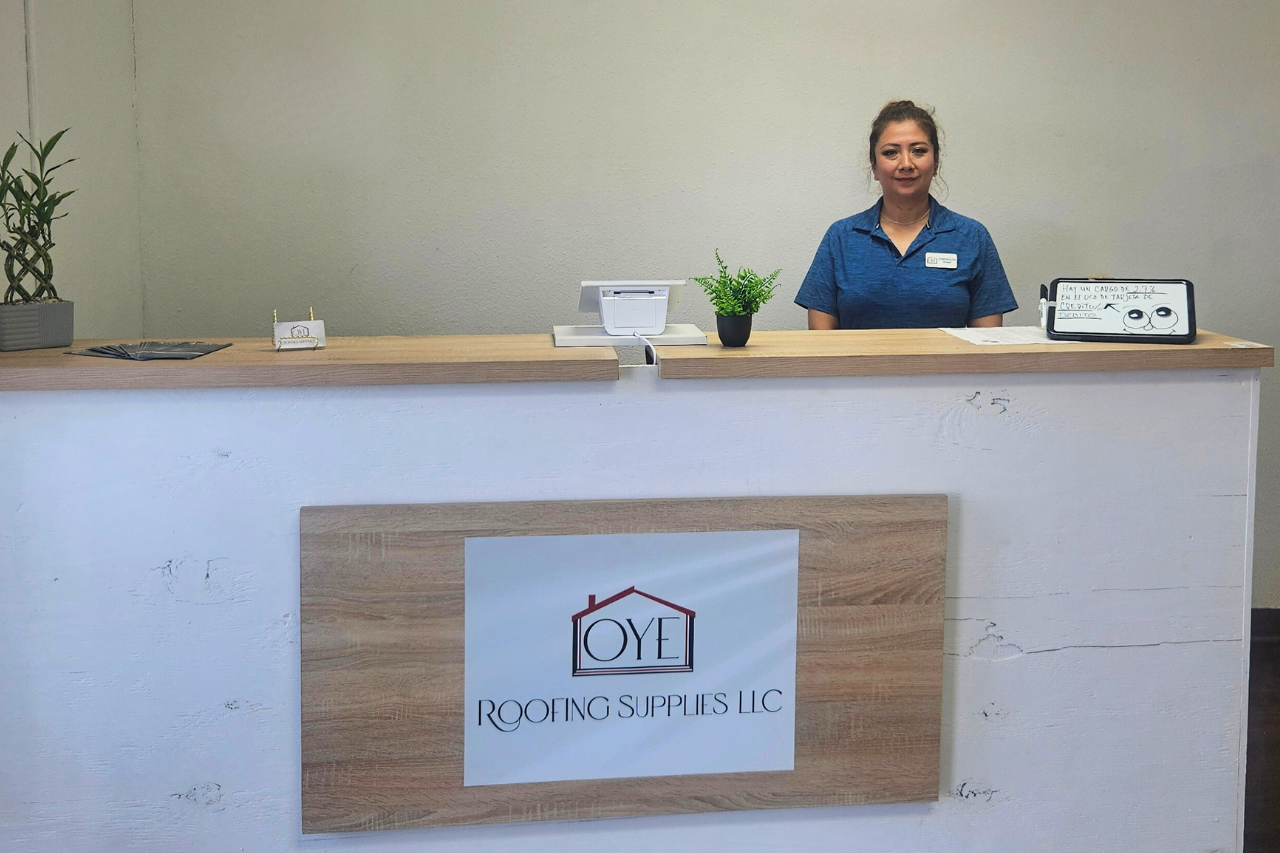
[795,101,1017,329]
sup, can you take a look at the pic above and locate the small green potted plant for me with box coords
[691,249,781,347]
[0,129,76,351]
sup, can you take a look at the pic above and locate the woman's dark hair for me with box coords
[869,100,941,173]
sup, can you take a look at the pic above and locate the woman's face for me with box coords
[871,120,936,203]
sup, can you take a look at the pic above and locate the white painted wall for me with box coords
[0,367,1259,851]
[5,3,1279,588]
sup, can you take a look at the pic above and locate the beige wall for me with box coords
[2,0,142,336]
[10,0,1280,602]
[0,1,25,137]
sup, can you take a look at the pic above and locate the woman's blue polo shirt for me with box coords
[795,198,1018,329]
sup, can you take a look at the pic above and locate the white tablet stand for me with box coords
[553,281,706,347]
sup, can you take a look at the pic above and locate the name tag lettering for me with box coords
[925,252,958,269]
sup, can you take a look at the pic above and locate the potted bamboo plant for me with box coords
[691,249,781,347]
[0,129,76,351]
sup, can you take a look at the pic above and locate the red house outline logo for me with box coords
[571,587,695,676]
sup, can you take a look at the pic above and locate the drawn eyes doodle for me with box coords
[1150,305,1177,330]
[1123,308,1147,329]
[1121,304,1178,333]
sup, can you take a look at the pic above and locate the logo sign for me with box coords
[572,587,694,676]
[464,529,799,787]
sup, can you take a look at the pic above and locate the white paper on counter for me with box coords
[940,325,1079,345]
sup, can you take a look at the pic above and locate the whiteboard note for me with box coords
[1052,280,1192,336]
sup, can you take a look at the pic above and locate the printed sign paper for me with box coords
[464,529,799,786]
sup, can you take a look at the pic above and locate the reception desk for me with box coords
[0,330,1271,851]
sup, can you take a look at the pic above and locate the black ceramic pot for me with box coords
[716,314,753,347]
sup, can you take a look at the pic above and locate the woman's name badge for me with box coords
[925,252,958,269]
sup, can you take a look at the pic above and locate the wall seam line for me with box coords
[22,0,37,161]
[1238,370,1262,852]
[129,0,147,336]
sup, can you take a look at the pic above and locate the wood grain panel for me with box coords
[301,496,947,833]
[656,328,1273,379]
[0,334,618,390]
[0,329,1266,391]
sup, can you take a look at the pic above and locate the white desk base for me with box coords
[0,366,1259,852]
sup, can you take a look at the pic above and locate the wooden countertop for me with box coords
[655,329,1273,379]
[0,335,619,391]
[0,329,1268,391]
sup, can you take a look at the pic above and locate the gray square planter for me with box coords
[0,300,75,351]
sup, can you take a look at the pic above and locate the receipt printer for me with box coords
[579,281,685,337]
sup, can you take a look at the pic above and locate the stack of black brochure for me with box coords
[69,341,232,360]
